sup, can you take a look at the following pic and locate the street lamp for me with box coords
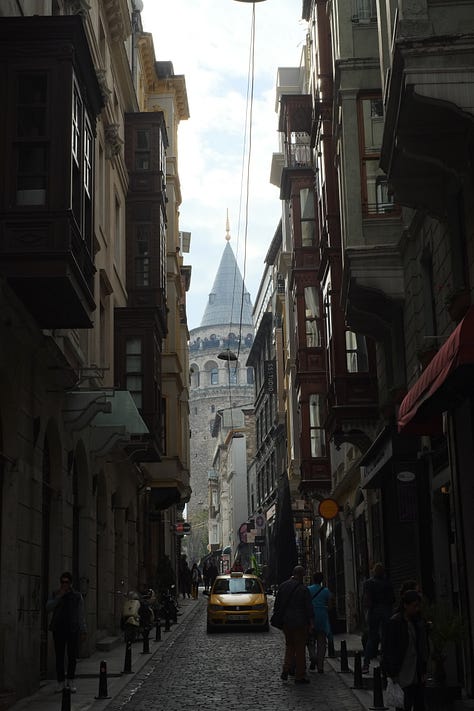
[217,348,238,362]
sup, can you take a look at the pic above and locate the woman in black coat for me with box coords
[382,590,427,711]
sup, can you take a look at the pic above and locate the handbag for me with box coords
[385,678,405,708]
[270,582,300,629]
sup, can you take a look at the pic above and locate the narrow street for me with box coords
[108,596,366,711]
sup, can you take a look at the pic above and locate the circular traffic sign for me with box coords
[318,498,339,520]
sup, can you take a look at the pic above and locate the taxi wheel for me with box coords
[262,621,270,632]
[206,622,215,634]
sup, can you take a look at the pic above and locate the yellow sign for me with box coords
[318,498,339,520]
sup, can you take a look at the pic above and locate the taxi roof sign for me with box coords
[318,498,339,520]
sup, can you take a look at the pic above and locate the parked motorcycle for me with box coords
[120,589,155,642]
[157,586,179,624]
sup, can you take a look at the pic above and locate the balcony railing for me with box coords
[286,137,312,169]
[363,201,400,217]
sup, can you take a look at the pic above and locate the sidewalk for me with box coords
[327,632,474,711]
[8,596,202,711]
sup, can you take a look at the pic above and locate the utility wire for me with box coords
[223,3,257,442]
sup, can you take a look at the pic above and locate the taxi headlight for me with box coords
[209,604,222,612]
[253,604,267,611]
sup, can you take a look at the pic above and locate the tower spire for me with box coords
[225,209,231,242]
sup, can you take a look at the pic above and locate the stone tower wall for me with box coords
[188,323,255,519]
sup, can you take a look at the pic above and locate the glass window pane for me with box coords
[126,355,142,371]
[135,153,150,171]
[309,394,321,427]
[310,429,325,458]
[301,220,315,246]
[126,338,142,355]
[126,374,142,390]
[137,130,150,149]
[18,75,47,104]
[18,108,46,137]
[300,188,315,219]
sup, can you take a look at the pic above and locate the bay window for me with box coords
[126,338,143,409]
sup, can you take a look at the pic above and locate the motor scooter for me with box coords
[120,590,141,642]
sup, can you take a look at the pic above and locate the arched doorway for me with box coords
[39,422,62,679]
[95,471,110,632]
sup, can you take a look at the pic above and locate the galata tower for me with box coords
[187,222,255,530]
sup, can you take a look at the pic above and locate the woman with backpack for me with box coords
[307,572,333,673]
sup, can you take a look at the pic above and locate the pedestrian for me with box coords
[382,590,428,710]
[273,565,314,684]
[203,560,211,592]
[362,562,395,673]
[191,563,201,599]
[208,559,218,588]
[46,571,86,694]
[178,556,191,599]
[307,571,332,673]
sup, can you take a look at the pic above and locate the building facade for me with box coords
[264,0,474,698]
[0,2,190,706]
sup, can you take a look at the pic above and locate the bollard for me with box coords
[352,651,364,689]
[164,615,170,632]
[339,640,350,673]
[369,667,389,710]
[155,619,161,641]
[142,628,150,654]
[328,635,336,658]
[60,686,71,711]
[123,640,133,674]
[95,660,111,700]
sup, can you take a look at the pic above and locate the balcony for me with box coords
[381,30,474,217]
[0,214,95,326]
[326,373,378,438]
[0,16,104,327]
[299,458,331,493]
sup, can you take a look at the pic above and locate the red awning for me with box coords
[398,306,474,434]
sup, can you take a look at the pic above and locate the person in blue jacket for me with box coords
[307,571,333,673]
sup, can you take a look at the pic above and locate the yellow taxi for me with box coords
[206,571,269,633]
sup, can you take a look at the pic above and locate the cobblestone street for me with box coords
[108,597,366,711]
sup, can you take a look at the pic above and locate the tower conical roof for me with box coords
[200,241,253,328]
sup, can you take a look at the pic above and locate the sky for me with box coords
[140,0,306,331]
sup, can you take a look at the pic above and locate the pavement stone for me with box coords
[8,592,379,711]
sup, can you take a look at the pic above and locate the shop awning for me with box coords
[90,390,148,456]
[398,307,474,434]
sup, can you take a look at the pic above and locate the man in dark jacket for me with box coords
[47,571,86,694]
[382,590,427,710]
[273,565,314,684]
[362,562,395,673]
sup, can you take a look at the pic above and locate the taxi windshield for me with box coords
[213,578,262,595]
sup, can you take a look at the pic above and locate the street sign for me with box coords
[318,498,340,520]
[175,522,191,534]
